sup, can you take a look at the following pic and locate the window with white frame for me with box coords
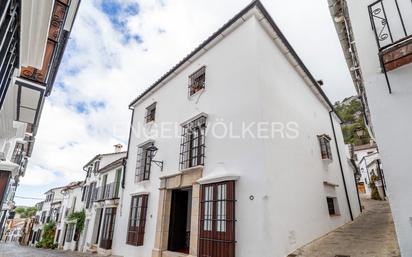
[318,134,332,160]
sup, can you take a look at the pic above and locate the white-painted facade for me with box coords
[0,0,80,237]
[354,144,379,195]
[329,0,412,255]
[112,3,360,257]
[54,182,84,251]
[81,151,126,254]
[30,186,64,246]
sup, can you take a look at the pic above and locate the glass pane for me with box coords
[203,186,213,231]
[217,184,227,232]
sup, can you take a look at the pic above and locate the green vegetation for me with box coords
[68,209,85,250]
[36,221,57,249]
[15,206,37,218]
[334,98,371,146]
[370,174,382,201]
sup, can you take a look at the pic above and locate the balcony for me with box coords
[368,0,412,91]
[95,182,120,202]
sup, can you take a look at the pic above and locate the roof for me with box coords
[44,185,65,194]
[128,0,337,116]
[83,151,127,169]
[98,157,125,174]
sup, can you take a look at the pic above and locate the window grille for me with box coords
[145,103,156,123]
[135,142,154,182]
[179,115,207,170]
[318,134,332,160]
[188,66,206,96]
[199,181,235,257]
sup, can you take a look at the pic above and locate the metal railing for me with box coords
[368,0,412,51]
[95,183,119,201]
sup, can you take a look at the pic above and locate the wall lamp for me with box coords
[147,145,164,171]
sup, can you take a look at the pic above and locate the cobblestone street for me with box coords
[0,242,95,257]
[291,196,401,257]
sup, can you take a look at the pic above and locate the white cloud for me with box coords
[20,165,59,186]
[16,0,355,205]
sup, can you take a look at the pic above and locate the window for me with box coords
[135,142,154,182]
[127,194,149,246]
[86,182,96,209]
[179,115,207,170]
[114,168,122,197]
[318,134,332,160]
[65,223,75,243]
[145,103,156,123]
[101,174,108,199]
[326,197,340,216]
[94,160,100,172]
[199,181,235,257]
[40,211,46,223]
[188,66,206,96]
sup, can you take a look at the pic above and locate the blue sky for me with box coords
[16,0,355,206]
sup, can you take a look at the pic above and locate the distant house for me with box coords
[353,143,380,195]
[55,181,84,251]
[80,146,126,254]
[110,2,361,257]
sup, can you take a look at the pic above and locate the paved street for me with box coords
[0,242,95,257]
[291,196,401,257]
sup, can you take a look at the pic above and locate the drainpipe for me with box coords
[350,159,362,213]
[122,108,135,189]
[329,111,354,221]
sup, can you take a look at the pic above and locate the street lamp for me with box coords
[146,145,164,171]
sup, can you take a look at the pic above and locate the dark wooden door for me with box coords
[168,189,189,252]
[0,171,10,204]
[199,181,235,257]
[99,207,116,249]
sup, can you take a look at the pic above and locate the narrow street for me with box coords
[291,196,401,257]
[0,242,95,257]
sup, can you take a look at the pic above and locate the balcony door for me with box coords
[199,181,235,257]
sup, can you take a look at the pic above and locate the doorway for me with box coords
[168,188,192,253]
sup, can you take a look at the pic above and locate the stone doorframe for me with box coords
[152,166,203,257]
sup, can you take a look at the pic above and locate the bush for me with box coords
[37,221,57,249]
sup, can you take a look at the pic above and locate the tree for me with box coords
[334,98,371,146]
[15,206,37,218]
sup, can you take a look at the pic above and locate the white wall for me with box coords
[346,0,412,255]
[112,13,360,257]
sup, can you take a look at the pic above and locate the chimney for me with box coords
[114,144,123,153]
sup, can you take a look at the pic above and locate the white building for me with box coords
[80,147,126,254]
[55,181,84,251]
[30,186,64,246]
[112,2,360,257]
[329,0,412,254]
[0,0,80,234]
[353,143,379,195]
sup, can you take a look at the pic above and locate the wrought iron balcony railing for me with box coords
[368,0,412,51]
[94,183,120,202]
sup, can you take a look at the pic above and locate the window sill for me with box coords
[329,214,341,217]
[188,88,205,99]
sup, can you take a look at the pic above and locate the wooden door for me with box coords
[99,207,116,249]
[199,181,235,257]
[358,182,366,194]
[0,171,10,204]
